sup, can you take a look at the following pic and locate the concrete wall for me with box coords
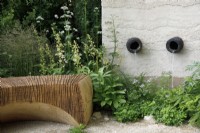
[102,0,200,77]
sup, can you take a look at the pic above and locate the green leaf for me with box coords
[114,101,119,109]
[116,90,126,94]
[101,101,106,107]
[119,99,126,104]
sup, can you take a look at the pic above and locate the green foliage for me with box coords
[155,106,187,126]
[105,17,120,67]
[113,73,159,123]
[114,62,200,127]
[148,88,193,126]
[186,61,200,80]
[157,72,172,89]
[189,111,200,128]
[126,74,158,102]
[73,0,101,44]
[1,0,101,45]
[90,67,126,110]
[0,8,15,33]
[69,124,86,133]
[114,102,142,122]
[1,0,200,129]
[184,61,200,127]
[146,62,200,127]
[34,31,58,75]
[0,22,44,77]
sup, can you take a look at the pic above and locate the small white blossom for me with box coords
[59,30,65,35]
[66,15,72,18]
[46,30,49,33]
[64,21,71,25]
[140,84,145,88]
[36,16,44,21]
[97,31,102,34]
[73,28,78,32]
[132,79,138,84]
[60,14,71,18]
[94,7,99,12]
[64,25,71,31]
[54,14,59,19]
[147,78,152,83]
[36,21,40,23]
[61,6,68,11]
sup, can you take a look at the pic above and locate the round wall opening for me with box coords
[130,42,140,50]
[126,38,142,53]
[166,37,184,53]
[169,41,179,50]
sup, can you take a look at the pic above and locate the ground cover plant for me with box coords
[114,62,200,127]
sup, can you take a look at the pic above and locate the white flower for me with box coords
[61,6,68,11]
[46,30,49,33]
[68,15,72,18]
[59,30,65,35]
[94,7,99,12]
[140,84,145,88]
[54,14,59,19]
[73,28,78,32]
[60,14,71,18]
[64,21,71,25]
[97,31,102,34]
[147,78,152,83]
[64,25,71,31]
[132,79,138,84]
[36,16,44,21]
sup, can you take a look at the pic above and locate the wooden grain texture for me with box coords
[0,75,93,126]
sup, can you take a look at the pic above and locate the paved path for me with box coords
[1,115,200,133]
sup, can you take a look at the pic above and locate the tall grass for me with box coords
[0,22,47,77]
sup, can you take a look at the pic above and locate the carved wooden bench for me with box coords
[0,75,93,126]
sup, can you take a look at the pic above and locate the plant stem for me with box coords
[111,18,118,67]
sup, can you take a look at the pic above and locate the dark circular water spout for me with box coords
[126,38,142,53]
[166,37,184,53]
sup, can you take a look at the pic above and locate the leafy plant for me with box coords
[146,63,200,127]
[114,102,142,122]
[126,74,158,103]
[157,72,172,89]
[155,106,187,126]
[105,17,120,67]
[189,111,200,128]
[0,22,43,77]
[69,124,86,133]
[90,67,126,110]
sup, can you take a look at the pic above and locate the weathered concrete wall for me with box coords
[102,0,200,77]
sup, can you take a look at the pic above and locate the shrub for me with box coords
[90,67,126,110]
[114,102,142,122]
[0,22,47,77]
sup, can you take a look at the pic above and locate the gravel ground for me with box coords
[1,113,200,133]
